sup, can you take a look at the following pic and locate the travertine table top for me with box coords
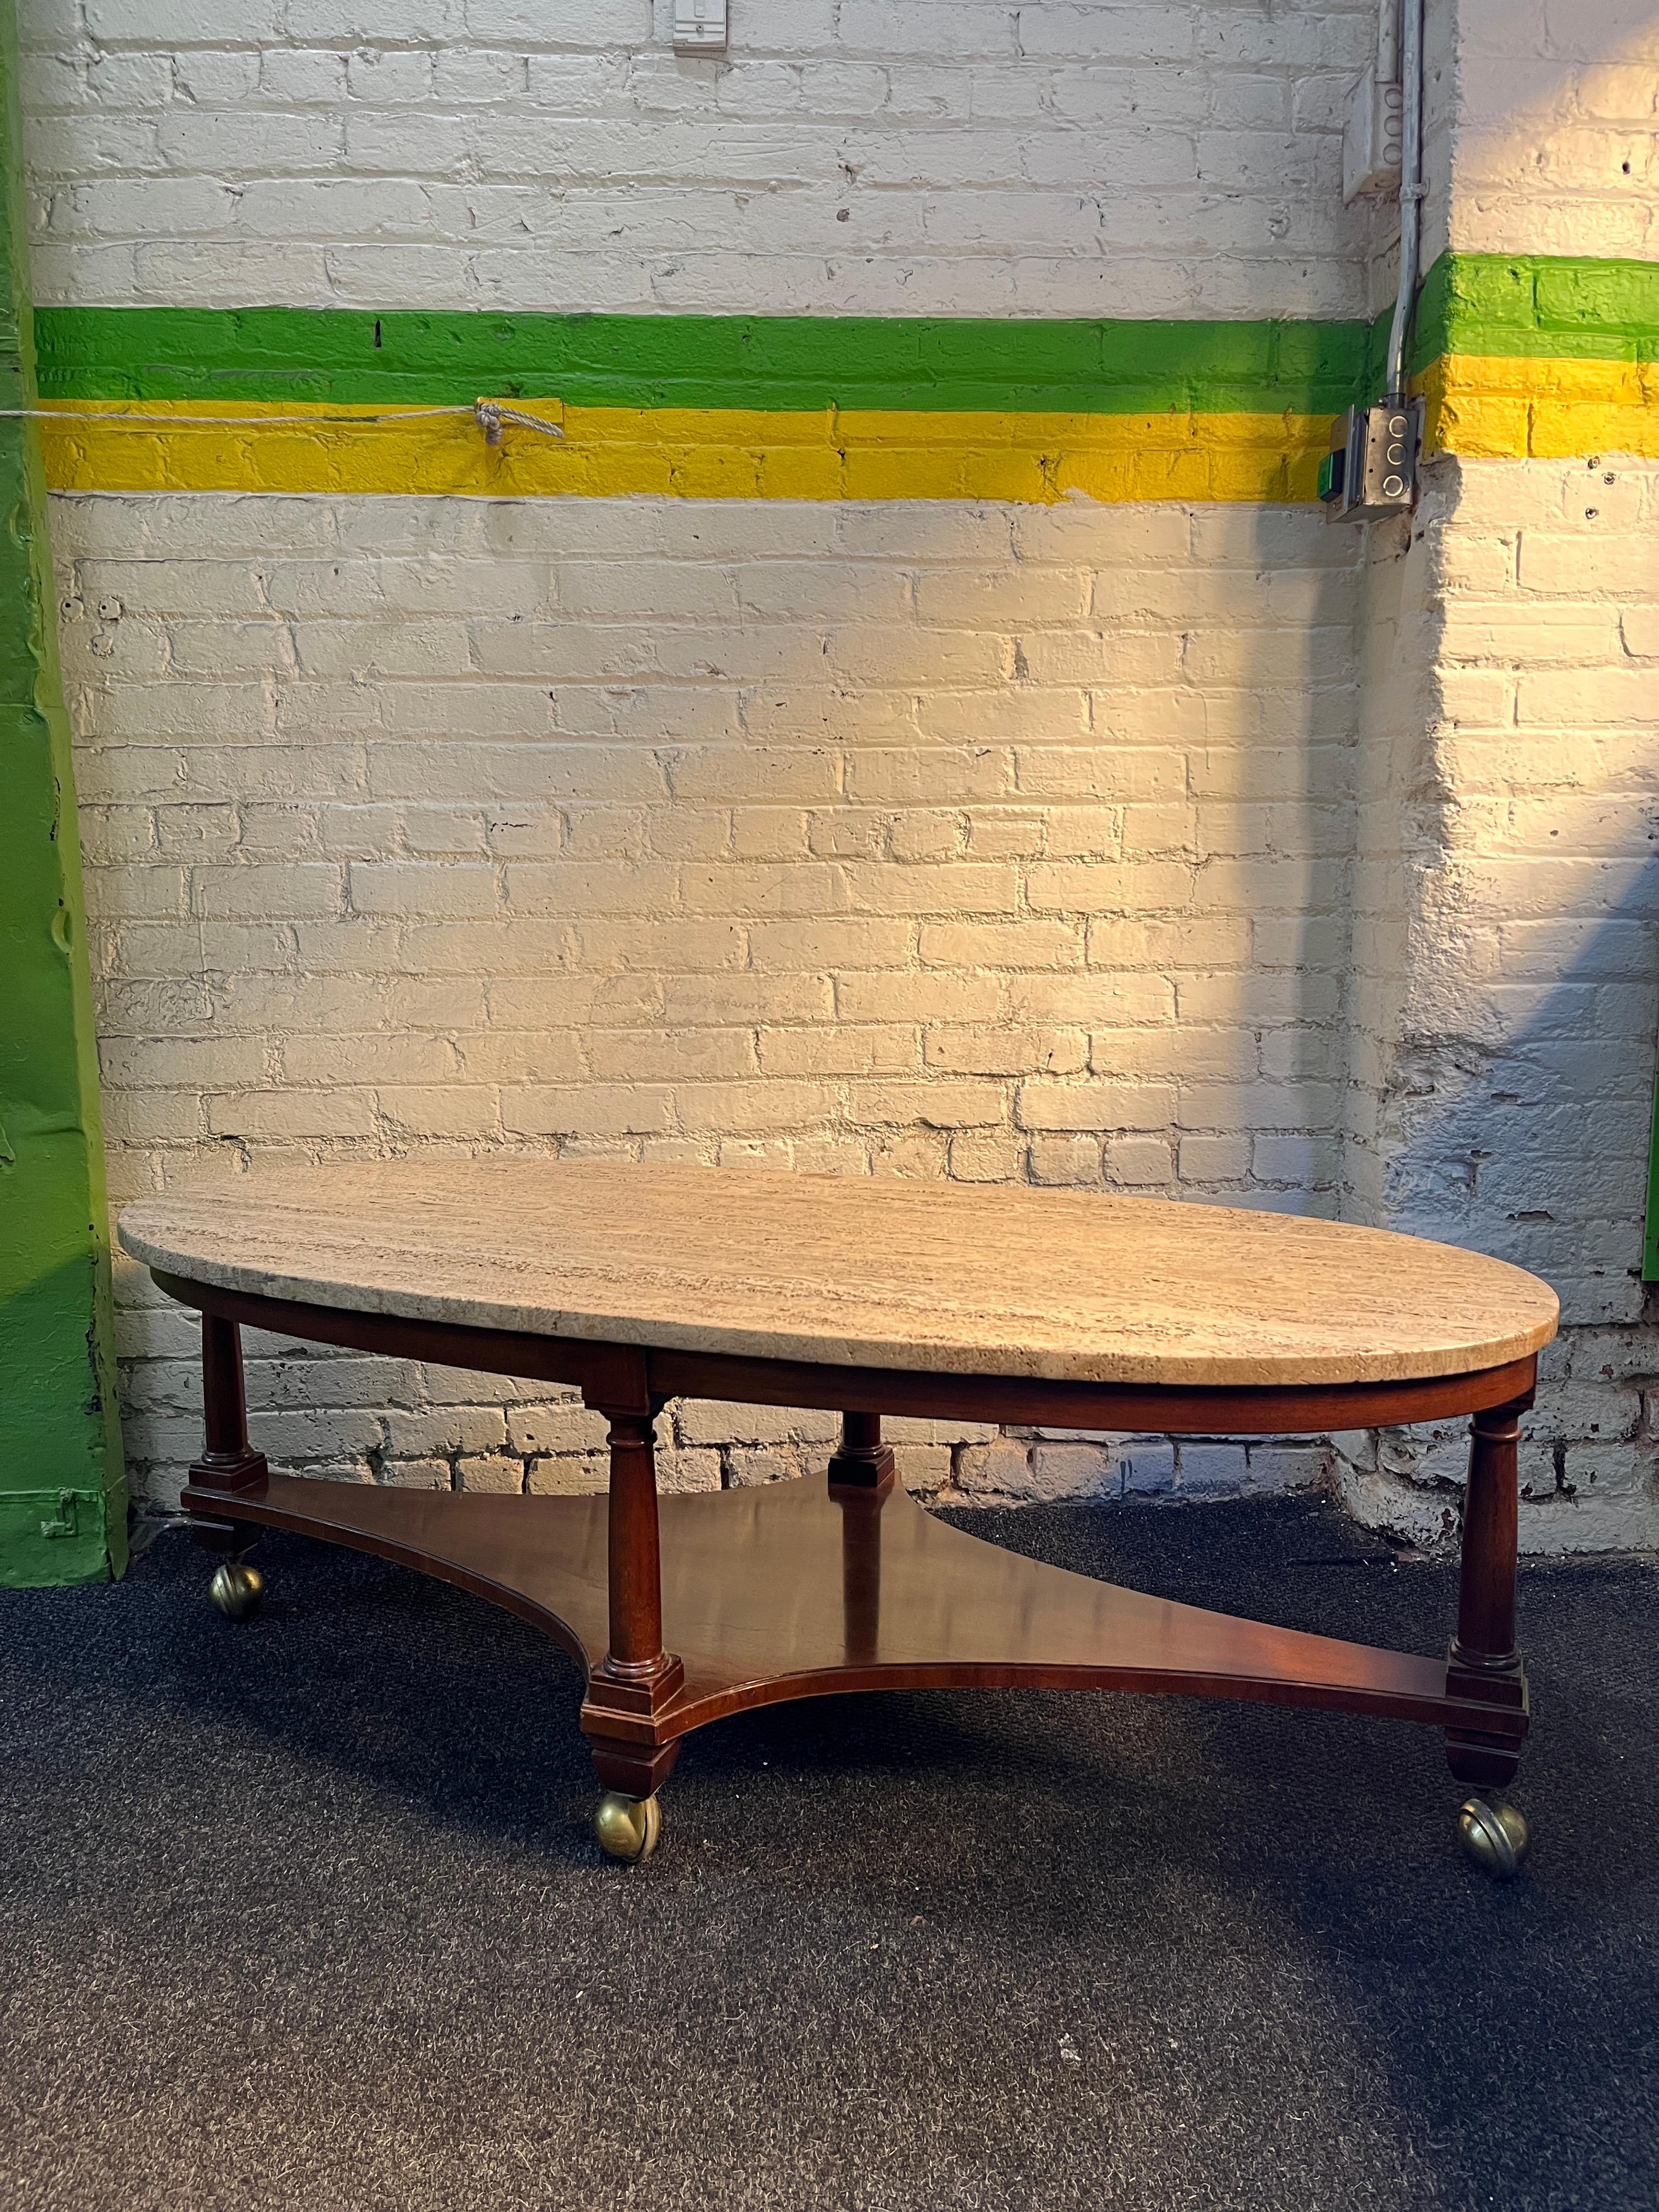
[117,1161,1558,1389]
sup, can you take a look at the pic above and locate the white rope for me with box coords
[0,398,566,437]
[473,399,565,442]
[0,404,468,425]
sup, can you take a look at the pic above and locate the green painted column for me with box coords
[0,0,124,1585]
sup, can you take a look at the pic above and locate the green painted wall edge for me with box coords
[26,254,1658,415]
[0,0,124,1588]
[1415,252,1659,365]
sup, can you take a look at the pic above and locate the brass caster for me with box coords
[208,1560,264,1622]
[1457,1796,1529,1880]
[594,1791,662,1863]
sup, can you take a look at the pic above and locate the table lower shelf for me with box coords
[183,1471,1525,1754]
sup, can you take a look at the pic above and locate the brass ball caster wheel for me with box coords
[208,1560,264,1622]
[594,1791,662,1863]
[1457,1796,1529,1880]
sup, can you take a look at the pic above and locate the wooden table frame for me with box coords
[162,1265,1533,1830]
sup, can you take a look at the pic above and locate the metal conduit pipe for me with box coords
[1384,0,1426,404]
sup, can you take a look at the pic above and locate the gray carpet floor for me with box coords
[1,1493,1655,2212]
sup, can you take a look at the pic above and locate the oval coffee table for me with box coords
[119,1163,1559,1877]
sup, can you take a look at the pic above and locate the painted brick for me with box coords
[27,3,1659,1549]
[24,0,1370,316]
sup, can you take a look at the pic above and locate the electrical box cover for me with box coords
[674,0,726,51]
[1343,66,1404,202]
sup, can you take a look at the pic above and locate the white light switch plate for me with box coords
[674,0,726,52]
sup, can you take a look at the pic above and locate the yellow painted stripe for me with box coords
[38,398,1334,503]
[38,365,1656,501]
[1421,354,1659,462]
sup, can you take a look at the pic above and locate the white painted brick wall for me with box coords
[18,0,1375,315]
[1344,455,1659,1552]
[1341,10,1659,1551]
[1447,0,1659,259]
[21,0,1659,1547]
[61,489,1359,1512]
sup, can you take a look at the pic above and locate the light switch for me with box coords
[674,0,726,52]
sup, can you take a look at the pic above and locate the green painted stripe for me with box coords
[29,254,1658,424]
[1413,252,1659,369]
[35,303,1370,415]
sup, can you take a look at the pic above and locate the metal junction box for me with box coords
[1318,398,1424,521]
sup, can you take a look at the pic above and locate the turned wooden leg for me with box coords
[827,1409,895,1491]
[580,1400,685,1859]
[1446,1396,1528,1771]
[1446,1395,1532,1875]
[190,1314,269,1500]
[186,1314,270,1616]
[593,1407,682,1694]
